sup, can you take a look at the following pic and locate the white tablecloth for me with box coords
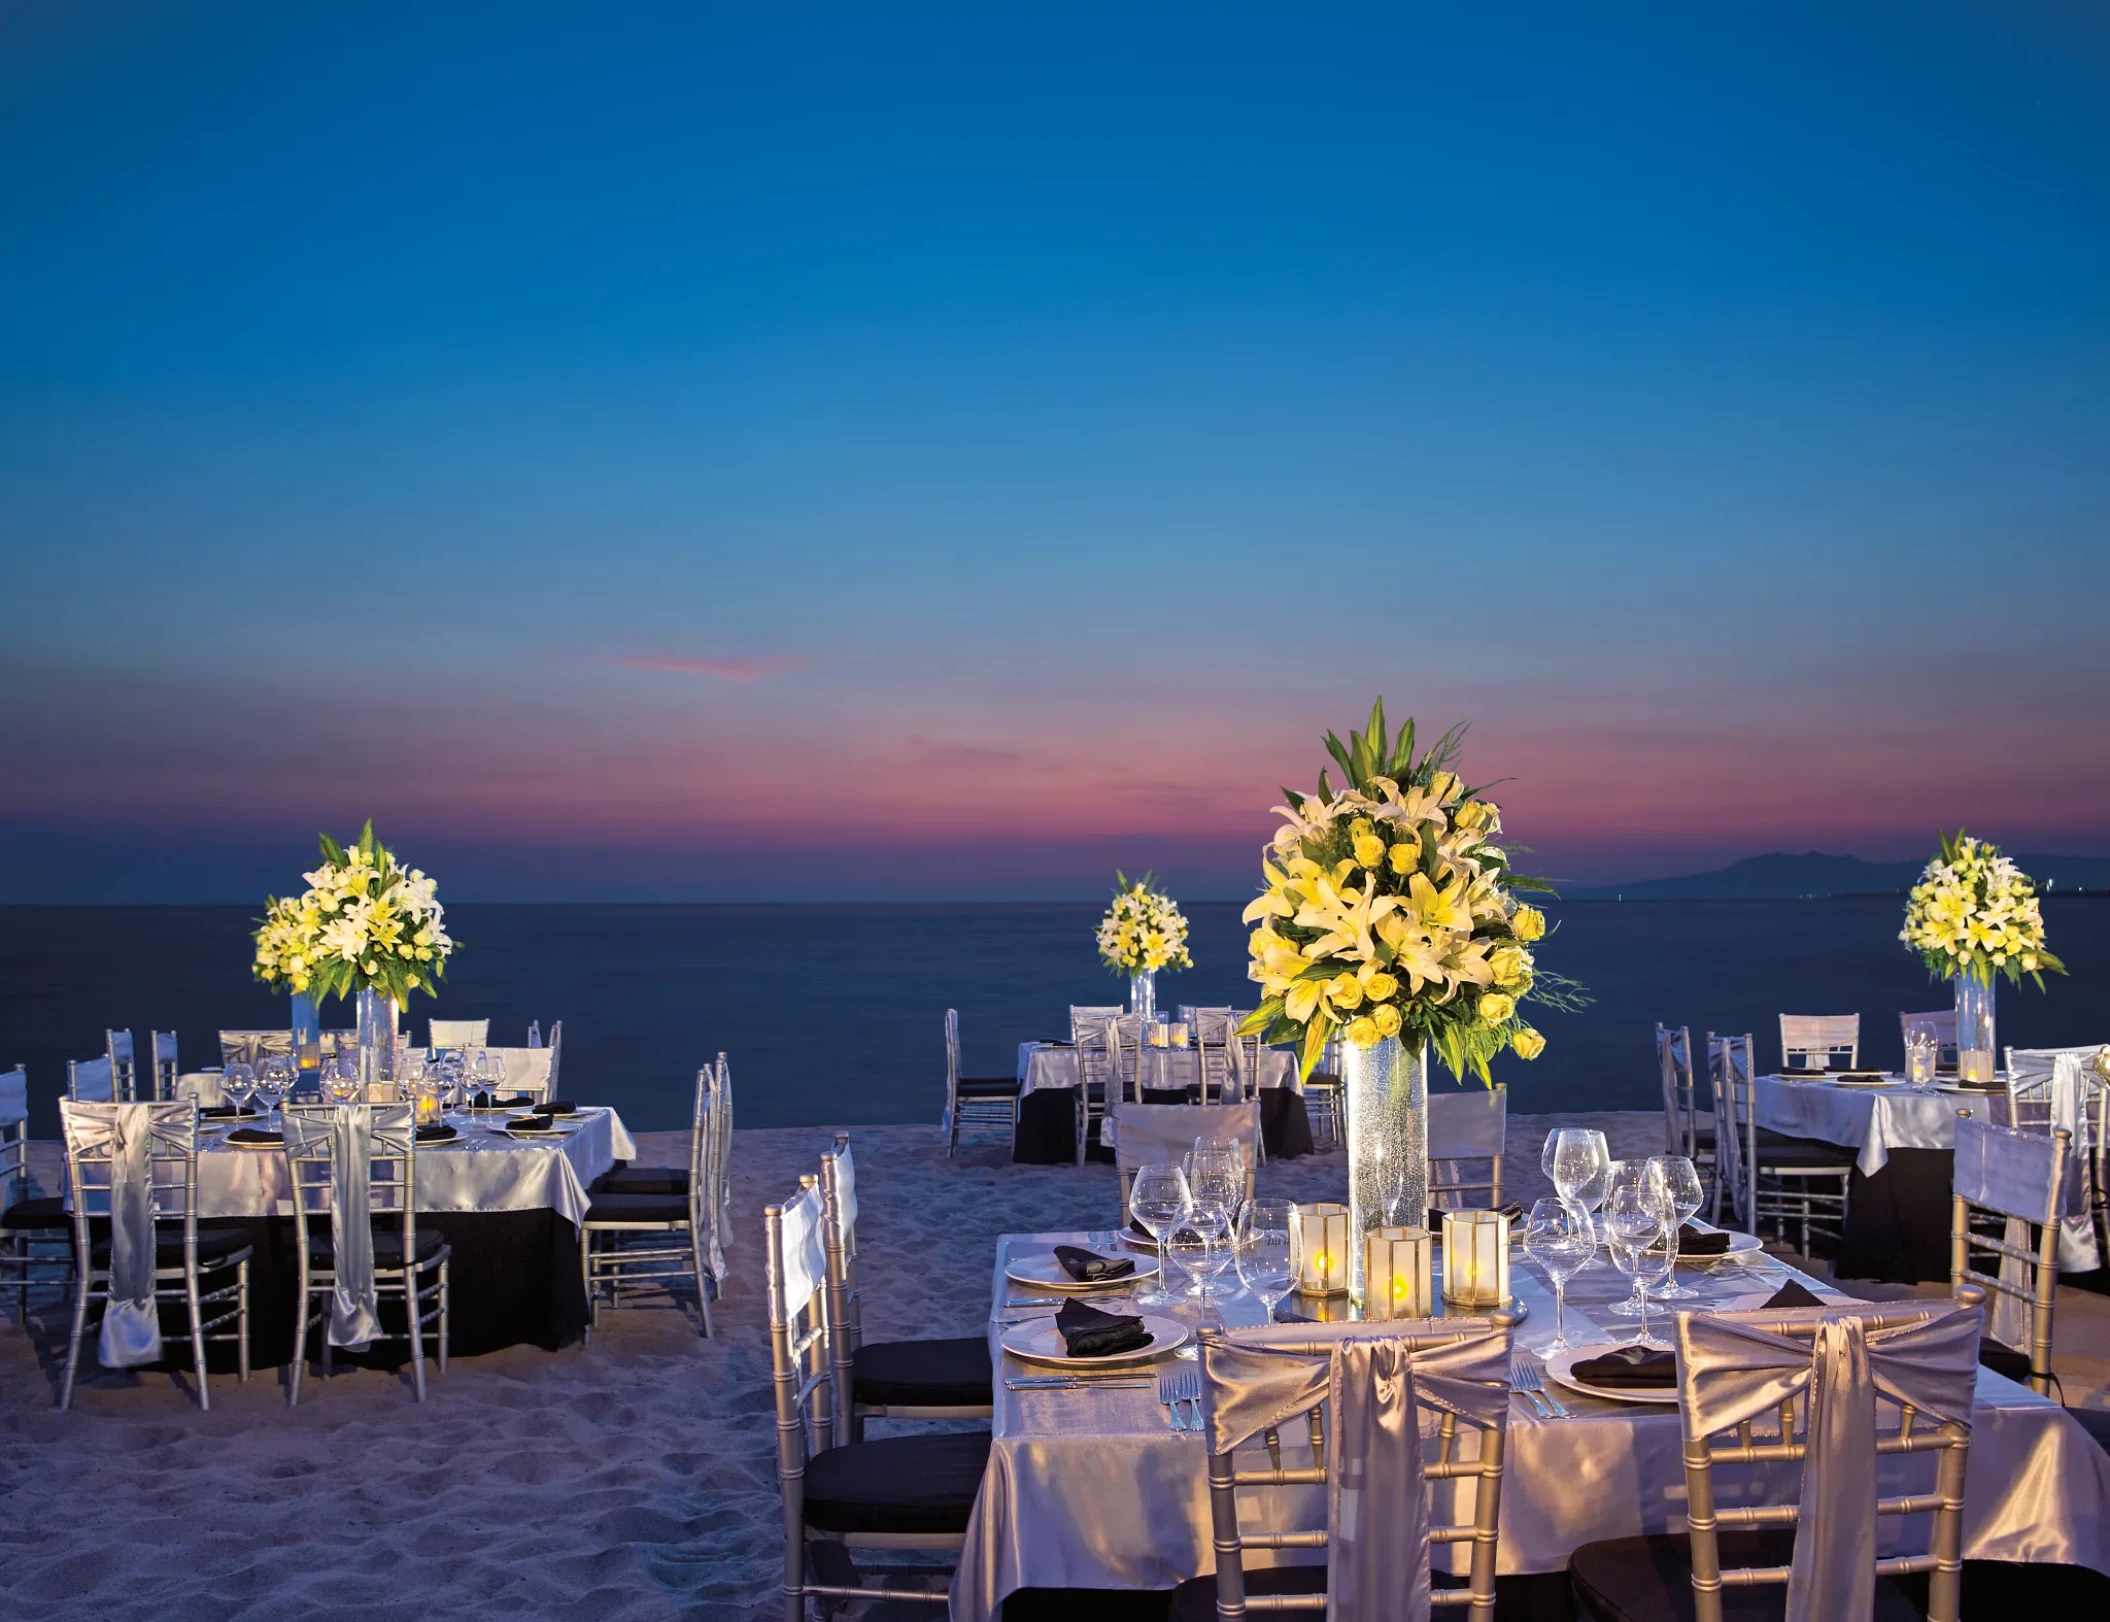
[1016,1043,1297,1098]
[951,1229,2110,1619]
[1752,1074,2007,1175]
[185,1108,635,1226]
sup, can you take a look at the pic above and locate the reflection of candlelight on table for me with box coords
[1292,1202,1350,1297]
[1442,1209,1510,1307]
[1364,1225,1432,1319]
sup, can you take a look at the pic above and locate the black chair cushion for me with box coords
[1,1196,70,1231]
[1170,1562,1467,1620]
[1571,1532,1922,1621]
[802,1430,992,1536]
[853,1334,992,1407]
[1978,1337,2034,1384]
[584,1192,691,1223]
[306,1226,446,1267]
[593,1165,691,1197]
[958,1077,1022,1098]
[91,1227,252,1271]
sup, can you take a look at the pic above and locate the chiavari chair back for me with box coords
[426,1018,489,1050]
[110,1031,178,1101]
[1710,1030,1852,1252]
[282,1102,450,1403]
[1706,1033,1755,1229]
[580,1065,718,1336]
[1173,1314,1516,1621]
[1779,1013,1859,1074]
[1654,1023,1709,1158]
[1951,1110,2075,1394]
[218,1029,294,1068]
[57,1099,253,1410]
[943,1009,1021,1159]
[1429,1084,1506,1210]
[1111,1101,1260,1216]
[0,1064,71,1323]
[766,1176,987,1619]
[2002,1046,2107,1272]
[545,1020,564,1093]
[1187,1008,1236,1100]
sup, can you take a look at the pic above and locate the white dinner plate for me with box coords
[1542,1344,1681,1405]
[225,1137,285,1152]
[998,1314,1189,1369]
[1830,1074,1902,1088]
[1932,1082,2006,1096]
[503,1125,567,1138]
[1005,1253,1160,1293]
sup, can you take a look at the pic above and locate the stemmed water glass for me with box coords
[1644,1155,1706,1300]
[1605,1185,1677,1345]
[1181,1195,1233,1305]
[1235,1200,1295,1326]
[1128,1163,1192,1309]
[1520,1198,1595,1353]
[1185,1139,1245,1227]
[252,1059,290,1128]
[322,1055,363,1105]
[471,1048,508,1108]
[1547,1128,1612,1261]
[221,1060,256,1117]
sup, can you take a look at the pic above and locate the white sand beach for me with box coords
[5,1114,2105,1621]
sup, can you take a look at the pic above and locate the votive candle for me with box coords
[1364,1225,1433,1320]
[1441,1209,1510,1307]
[1292,1202,1351,1297]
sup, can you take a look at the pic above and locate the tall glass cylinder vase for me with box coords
[355,985,385,1092]
[291,991,321,1075]
[1954,973,1996,1086]
[1342,1035,1428,1307]
[1129,970,1157,1022]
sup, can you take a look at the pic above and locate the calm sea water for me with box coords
[3,900,2106,1137]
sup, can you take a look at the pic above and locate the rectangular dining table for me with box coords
[950,1228,2110,1620]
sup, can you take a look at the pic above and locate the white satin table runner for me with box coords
[180,1107,635,1226]
[950,1229,2110,1622]
[1016,1044,1297,1099]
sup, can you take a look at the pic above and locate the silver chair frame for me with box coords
[1429,1083,1506,1210]
[581,1062,719,1336]
[1709,1031,1851,1252]
[943,1008,1020,1159]
[1199,1314,1515,1620]
[1,1063,71,1324]
[283,1103,451,1404]
[58,1099,252,1410]
[1950,1111,2069,1396]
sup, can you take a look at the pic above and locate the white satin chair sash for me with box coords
[778,1184,827,1310]
[1677,1304,1981,1622]
[1200,1323,1511,1622]
[326,1107,385,1350]
[2049,1056,2102,1270]
[65,1103,165,1368]
[834,1142,858,1236]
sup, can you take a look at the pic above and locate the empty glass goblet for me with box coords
[1235,1200,1295,1326]
[1521,1197,1595,1353]
[1128,1163,1192,1309]
[1644,1155,1707,1300]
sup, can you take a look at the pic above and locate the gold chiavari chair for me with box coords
[579,1065,720,1336]
[1429,1083,1507,1211]
[1950,1109,2072,1394]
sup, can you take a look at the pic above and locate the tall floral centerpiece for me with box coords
[253,821,457,1086]
[1900,830,2063,1085]
[1242,702,1568,1305]
[1097,871,1193,1020]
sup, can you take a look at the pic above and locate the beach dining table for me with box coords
[1010,1043,1314,1164]
[135,1106,636,1368]
[950,1228,2110,1619]
[1751,1072,2011,1284]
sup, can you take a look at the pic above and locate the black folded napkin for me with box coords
[198,1105,239,1119]
[471,1091,536,1110]
[226,1127,283,1145]
[506,1114,558,1131]
[1053,1245,1135,1283]
[1053,1298,1152,1359]
[415,1124,458,1144]
[1835,1071,1888,1083]
[1427,1201,1525,1230]
[1673,1224,1732,1256]
[1761,1279,1823,1309]
[1572,1345,1678,1388]
[539,1099,577,1115]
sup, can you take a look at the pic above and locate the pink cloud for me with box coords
[595,652,805,682]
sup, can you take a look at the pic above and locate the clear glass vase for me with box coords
[1342,1035,1429,1306]
[291,991,321,1075]
[1954,973,1996,1086]
[355,986,386,1091]
[1129,970,1156,1022]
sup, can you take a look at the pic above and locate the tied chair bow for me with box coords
[1676,1303,1981,1622]
[1199,1323,1511,1622]
[325,1106,385,1349]
[97,1104,162,1368]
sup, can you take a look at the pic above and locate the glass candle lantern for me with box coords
[1441,1209,1511,1307]
[1291,1202,1352,1297]
[1363,1225,1433,1320]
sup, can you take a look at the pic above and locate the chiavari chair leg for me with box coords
[185,1266,212,1411]
[60,1273,91,1410]
[407,1267,428,1403]
[437,1260,451,1374]
[288,1283,309,1407]
[690,1227,714,1338]
[236,1259,250,1383]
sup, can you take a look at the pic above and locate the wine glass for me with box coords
[1185,1139,1245,1226]
[322,1052,363,1104]
[1605,1185,1676,1344]
[1644,1155,1706,1300]
[1128,1164,1192,1309]
[1520,1198,1595,1353]
[395,1051,429,1102]
[252,1060,289,1128]
[221,1060,256,1117]
[1235,1200,1295,1325]
[1182,1196,1233,1304]
[471,1048,508,1108]
[1549,1128,1612,1260]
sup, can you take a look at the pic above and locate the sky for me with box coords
[3,1,2108,901]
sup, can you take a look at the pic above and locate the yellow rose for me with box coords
[1477,992,1515,1024]
[1364,971,1399,1002]
[1512,906,1546,942]
[1350,817,1375,840]
[1388,842,1419,876]
[1489,946,1526,985]
[1371,1003,1402,1038]
[1428,770,1459,802]
[1512,1026,1546,1060]
[1454,801,1488,831]
[1344,1015,1381,1047]
[1353,832,1386,869]
[1329,974,1364,1010]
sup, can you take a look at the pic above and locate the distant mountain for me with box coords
[1569,851,2110,901]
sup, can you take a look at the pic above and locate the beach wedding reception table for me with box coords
[951,1228,2110,1618]
[1009,1042,1315,1164]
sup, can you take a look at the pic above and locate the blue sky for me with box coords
[3,2,2107,900]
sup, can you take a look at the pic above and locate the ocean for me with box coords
[3,899,2106,1137]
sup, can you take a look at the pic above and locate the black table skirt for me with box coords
[1012,1088,1316,1165]
[95,1207,589,1375]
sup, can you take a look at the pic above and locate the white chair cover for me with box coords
[60,1101,167,1368]
[1428,1087,1505,1160]
[479,1047,553,1102]
[69,1055,114,1103]
[1109,1100,1260,1170]
[428,1019,490,1049]
[833,1139,859,1237]
[1955,1112,2080,1347]
[0,1065,26,1127]
[219,1029,294,1066]
[173,1072,225,1107]
[777,1183,827,1310]
[1200,1319,1511,1622]
[1677,1303,1981,1622]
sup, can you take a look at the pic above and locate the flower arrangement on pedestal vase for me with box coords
[1241,701,1574,1305]
[1096,871,1192,1021]
[253,820,458,1088]
[1900,830,2063,1085]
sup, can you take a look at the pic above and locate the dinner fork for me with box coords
[1511,1358,1569,1419]
[1175,1367,1203,1435]
[1158,1365,1189,1431]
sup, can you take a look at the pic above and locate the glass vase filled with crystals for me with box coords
[1953,973,1996,1086]
[1342,1035,1428,1306]
[1129,970,1156,1022]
